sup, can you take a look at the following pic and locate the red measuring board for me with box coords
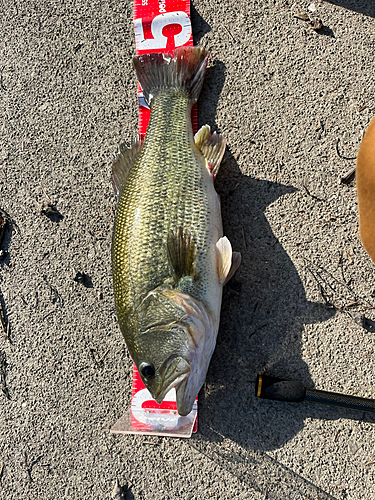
[111,0,198,438]
[134,0,198,140]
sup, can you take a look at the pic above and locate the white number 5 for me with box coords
[134,11,192,51]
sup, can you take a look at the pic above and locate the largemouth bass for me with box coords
[112,46,240,416]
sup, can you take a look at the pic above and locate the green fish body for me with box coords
[112,47,240,416]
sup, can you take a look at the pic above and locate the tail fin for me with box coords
[133,46,209,106]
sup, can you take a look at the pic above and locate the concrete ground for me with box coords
[1,0,375,498]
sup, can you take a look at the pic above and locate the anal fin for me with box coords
[112,139,143,201]
[167,227,198,285]
[194,125,226,178]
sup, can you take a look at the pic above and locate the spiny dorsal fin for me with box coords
[167,227,197,285]
[194,125,226,178]
[112,139,143,201]
[357,116,375,263]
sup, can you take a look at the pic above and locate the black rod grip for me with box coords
[305,388,375,413]
[255,374,375,414]
[255,374,306,402]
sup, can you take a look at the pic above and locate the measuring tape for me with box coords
[126,0,198,437]
[133,0,197,140]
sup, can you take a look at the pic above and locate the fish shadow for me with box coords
[194,54,364,453]
[191,3,212,45]
[195,146,348,451]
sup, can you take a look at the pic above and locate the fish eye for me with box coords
[140,363,155,378]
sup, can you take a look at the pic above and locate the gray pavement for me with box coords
[1,0,375,498]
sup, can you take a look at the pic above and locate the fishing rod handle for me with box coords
[305,388,375,413]
[255,374,375,413]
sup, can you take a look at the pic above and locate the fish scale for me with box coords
[112,89,220,324]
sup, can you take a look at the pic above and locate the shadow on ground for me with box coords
[186,10,374,498]
[324,0,375,17]
[199,147,343,451]
[194,37,374,461]
[192,80,372,500]
[0,211,13,269]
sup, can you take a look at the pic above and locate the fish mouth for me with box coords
[175,378,195,416]
[154,357,190,404]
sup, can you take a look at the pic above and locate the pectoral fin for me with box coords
[194,125,226,178]
[216,237,241,285]
[223,251,241,285]
[167,227,198,285]
[112,139,143,202]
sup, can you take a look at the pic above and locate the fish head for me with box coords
[134,288,217,416]
[135,326,192,405]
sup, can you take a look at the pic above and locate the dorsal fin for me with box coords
[167,227,198,285]
[357,116,375,262]
[194,125,226,178]
[112,139,143,201]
